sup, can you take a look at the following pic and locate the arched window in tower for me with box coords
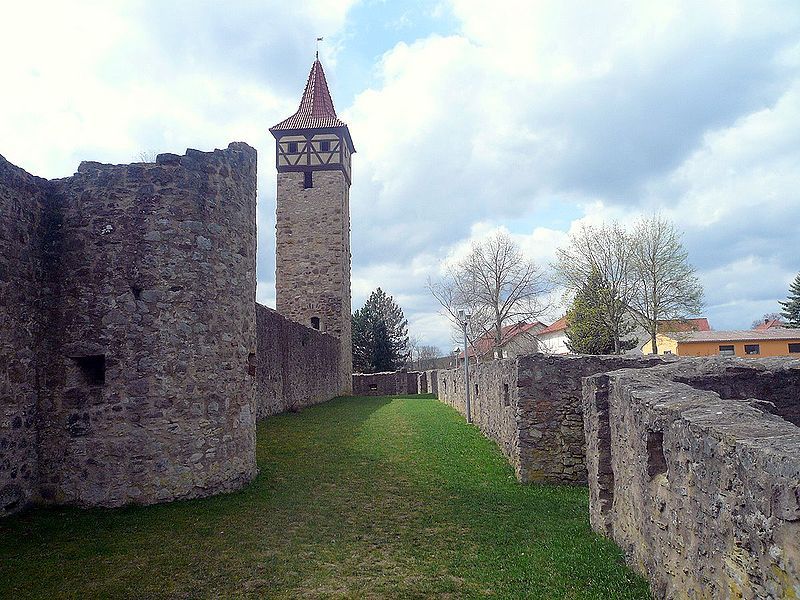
[310,316,321,330]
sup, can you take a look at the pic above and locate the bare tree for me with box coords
[553,222,637,353]
[751,312,784,329]
[628,215,704,354]
[428,231,550,360]
[415,345,441,370]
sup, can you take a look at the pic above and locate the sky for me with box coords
[2,0,799,353]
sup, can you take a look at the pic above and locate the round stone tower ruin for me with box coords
[270,58,354,394]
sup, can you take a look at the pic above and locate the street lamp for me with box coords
[458,309,472,424]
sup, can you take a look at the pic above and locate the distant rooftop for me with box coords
[672,329,800,343]
[754,318,787,331]
[540,316,568,335]
[460,320,546,358]
[657,318,711,333]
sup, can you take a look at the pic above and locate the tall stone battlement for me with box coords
[0,143,258,514]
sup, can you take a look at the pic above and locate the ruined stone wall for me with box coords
[417,371,428,394]
[437,361,520,467]
[662,359,800,426]
[255,304,341,418]
[426,370,438,396]
[275,171,352,394]
[0,144,258,514]
[437,355,668,484]
[583,358,800,599]
[352,371,421,396]
[515,355,668,484]
[0,156,49,516]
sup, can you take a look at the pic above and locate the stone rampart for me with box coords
[0,144,258,515]
[255,304,341,418]
[425,369,439,396]
[0,156,49,515]
[352,371,421,396]
[437,354,668,484]
[583,357,800,599]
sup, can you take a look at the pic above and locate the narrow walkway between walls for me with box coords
[0,396,650,599]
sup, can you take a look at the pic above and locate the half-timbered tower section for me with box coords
[270,58,354,394]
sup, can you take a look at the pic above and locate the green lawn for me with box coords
[0,396,650,599]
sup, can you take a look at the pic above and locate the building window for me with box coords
[288,141,298,153]
[310,316,320,330]
[744,344,760,355]
[474,383,479,397]
[304,171,313,189]
[718,345,735,356]
[788,343,800,353]
[369,384,378,391]
[503,383,510,407]
[320,140,330,151]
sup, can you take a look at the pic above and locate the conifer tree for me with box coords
[779,272,800,328]
[565,269,637,354]
[351,288,410,373]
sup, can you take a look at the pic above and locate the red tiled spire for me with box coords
[270,60,347,131]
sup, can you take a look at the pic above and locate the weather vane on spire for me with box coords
[316,37,324,60]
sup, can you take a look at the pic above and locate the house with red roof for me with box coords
[537,316,570,354]
[458,320,547,364]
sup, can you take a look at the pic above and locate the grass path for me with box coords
[0,396,650,598]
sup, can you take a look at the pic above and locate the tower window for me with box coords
[310,316,320,330]
[320,140,330,151]
[70,355,106,386]
[288,141,298,153]
[304,171,313,189]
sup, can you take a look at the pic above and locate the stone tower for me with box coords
[270,58,354,394]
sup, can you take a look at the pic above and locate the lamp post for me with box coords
[458,309,472,424]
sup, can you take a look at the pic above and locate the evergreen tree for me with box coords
[779,272,800,328]
[565,270,637,354]
[351,288,410,373]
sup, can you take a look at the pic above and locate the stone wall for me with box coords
[0,156,49,515]
[426,370,439,396]
[352,371,421,396]
[0,144,259,515]
[255,304,341,418]
[437,354,668,484]
[438,361,520,464]
[583,357,800,599]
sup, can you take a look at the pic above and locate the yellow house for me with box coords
[646,329,800,357]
